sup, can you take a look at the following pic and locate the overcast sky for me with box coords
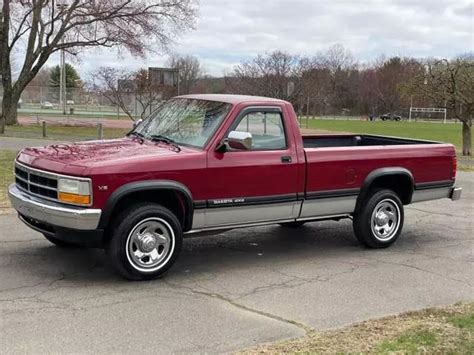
[43,0,473,77]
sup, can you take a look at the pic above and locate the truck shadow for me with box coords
[13,219,421,284]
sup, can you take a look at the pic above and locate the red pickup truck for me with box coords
[9,94,462,280]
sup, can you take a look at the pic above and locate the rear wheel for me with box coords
[107,203,183,280]
[353,188,404,248]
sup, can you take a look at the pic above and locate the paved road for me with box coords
[0,173,472,353]
[0,136,64,151]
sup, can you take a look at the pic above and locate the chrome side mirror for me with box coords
[227,131,252,150]
[133,118,143,128]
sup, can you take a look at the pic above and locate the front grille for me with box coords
[15,163,59,202]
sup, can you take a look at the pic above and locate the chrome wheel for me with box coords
[126,217,175,272]
[370,199,400,241]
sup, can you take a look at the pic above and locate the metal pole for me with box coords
[42,120,47,137]
[59,50,63,109]
[409,107,412,122]
[62,49,67,115]
[176,68,180,96]
[97,123,103,140]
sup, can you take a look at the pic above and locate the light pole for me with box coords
[57,1,68,115]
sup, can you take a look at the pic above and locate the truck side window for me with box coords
[234,111,287,150]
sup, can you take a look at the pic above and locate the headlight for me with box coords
[58,178,91,205]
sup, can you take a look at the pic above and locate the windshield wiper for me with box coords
[127,131,145,143]
[149,134,181,152]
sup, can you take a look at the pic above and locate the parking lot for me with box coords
[0,172,472,353]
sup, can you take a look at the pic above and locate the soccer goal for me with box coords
[409,107,447,123]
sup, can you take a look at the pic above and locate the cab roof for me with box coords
[176,94,289,105]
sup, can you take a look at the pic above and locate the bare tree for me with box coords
[167,53,202,95]
[89,67,134,120]
[0,0,197,130]
[293,56,332,117]
[320,44,357,114]
[229,51,298,100]
[403,58,473,156]
[90,67,163,121]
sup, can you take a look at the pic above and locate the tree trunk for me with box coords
[2,88,19,125]
[462,120,472,156]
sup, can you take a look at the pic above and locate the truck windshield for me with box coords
[132,98,231,149]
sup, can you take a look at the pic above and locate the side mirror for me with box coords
[133,118,143,128]
[227,131,252,150]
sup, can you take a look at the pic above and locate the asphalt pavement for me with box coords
[0,136,63,151]
[0,172,472,353]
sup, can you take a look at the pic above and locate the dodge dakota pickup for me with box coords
[9,94,462,280]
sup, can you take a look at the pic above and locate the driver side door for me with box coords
[203,106,300,228]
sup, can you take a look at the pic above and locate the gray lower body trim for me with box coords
[412,186,462,203]
[411,187,451,203]
[191,201,300,230]
[300,195,357,218]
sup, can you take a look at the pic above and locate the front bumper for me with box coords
[8,183,102,230]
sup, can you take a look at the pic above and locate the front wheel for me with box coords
[107,203,183,280]
[353,189,404,248]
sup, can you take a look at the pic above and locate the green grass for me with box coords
[0,150,17,210]
[3,125,129,141]
[376,329,438,353]
[449,313,474,332]
[243,302,474,354]
[305,120,468,151]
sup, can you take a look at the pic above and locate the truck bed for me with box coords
[299,134,455,219]
[302,134,439,148]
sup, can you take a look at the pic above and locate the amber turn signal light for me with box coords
[58,192,91,205]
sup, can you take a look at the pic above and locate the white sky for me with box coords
[26,0,474,77]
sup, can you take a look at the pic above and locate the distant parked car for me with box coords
[380,113,402,121]
[41,101,53,109]
[66,100,75,105]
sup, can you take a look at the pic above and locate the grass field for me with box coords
[0,150,17,210]
[305,120,468,152]
[244,302,474,354]
[3,125,129,141]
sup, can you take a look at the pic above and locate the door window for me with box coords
[233,111,287,150]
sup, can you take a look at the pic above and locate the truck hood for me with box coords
[17,137,198,175]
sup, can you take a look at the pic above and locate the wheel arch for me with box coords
[99,180,194,233]
[358,167,414,207]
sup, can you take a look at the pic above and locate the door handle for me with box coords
[281,156,292,163]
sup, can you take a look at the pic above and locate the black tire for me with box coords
[279,221,306,228]
[353,188,404,248]
[107,203,183,280]
[42,233,78,247]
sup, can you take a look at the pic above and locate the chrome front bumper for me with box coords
[8,184,102,230]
